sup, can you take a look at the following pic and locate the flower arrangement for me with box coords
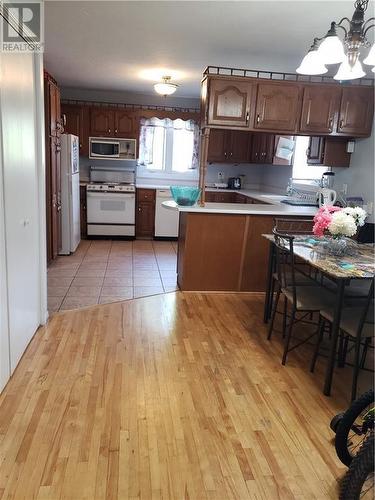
[313,206,367,239]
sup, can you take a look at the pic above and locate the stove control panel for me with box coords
[87,183,135,193]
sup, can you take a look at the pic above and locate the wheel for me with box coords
[331,413,345,433]
[340,432,374,500]
[335,389,374,467]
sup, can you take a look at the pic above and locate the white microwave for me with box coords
[89,137,137,161]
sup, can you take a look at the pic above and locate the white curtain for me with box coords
[139,117,199,169]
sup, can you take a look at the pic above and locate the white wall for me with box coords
[0,52,46,391]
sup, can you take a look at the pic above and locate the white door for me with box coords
[1,53,40,371]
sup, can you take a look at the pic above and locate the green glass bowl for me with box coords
[170,186,201,206]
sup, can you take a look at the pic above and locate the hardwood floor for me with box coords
[0,292,366,499]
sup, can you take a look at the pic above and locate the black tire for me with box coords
[335,389,374,467]
[340,433,374,500]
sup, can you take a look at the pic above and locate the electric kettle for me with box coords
[318,188,337,207]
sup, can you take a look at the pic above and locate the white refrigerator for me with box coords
[59,134,81,255]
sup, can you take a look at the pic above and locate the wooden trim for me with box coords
[198,128,210,206]
[203,65,374,87]
[61,99,199,114]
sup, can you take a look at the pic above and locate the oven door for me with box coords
[90,140,120,158]
[87,192,135,224]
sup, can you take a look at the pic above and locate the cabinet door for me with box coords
[229,131,251,162]
[235,194,248,203]
[205,191,216,202]
[323,138,351,168]
[300,86,340,134]
[90,108,115,136]
[255,83,301,132]
[250,133,262,163]
[62,104,89,156]
[208,78,256,128]
[215,192,235,203]
[338,87,374,136]
[114,110,135,137]
[307,136,325,165]
[207,129,228,162]
[136,202,155,237]
[250,133,275,163]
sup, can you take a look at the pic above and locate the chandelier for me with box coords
[154,76,178,96]
[297,0,375,80]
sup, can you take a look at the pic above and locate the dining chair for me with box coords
[266,218,319,322]
[310,278,374,401]
[268,229,337,365]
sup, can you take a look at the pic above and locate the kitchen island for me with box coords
[163,200,317,292]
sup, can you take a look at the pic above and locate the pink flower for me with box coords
[313,206,343,237]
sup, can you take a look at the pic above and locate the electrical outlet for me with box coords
[218,171,224,182]
[342,183,348,195]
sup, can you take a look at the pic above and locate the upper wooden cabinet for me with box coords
[62,104,89,156]
[207,78,256,128]
[207,129,251,163]
[90,108,115,137]
[202,74,374,137]
[114,110,136,137]
[250,133,275,164]
[300,86,341,134]
[338,87,374,136]
[307,136,351,167]
[254,82,301,132]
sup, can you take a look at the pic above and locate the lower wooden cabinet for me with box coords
[80,185,87,239]
[136,189,155,237]
[205,191,235,203]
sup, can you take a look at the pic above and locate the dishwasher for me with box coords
[154,189,179,238]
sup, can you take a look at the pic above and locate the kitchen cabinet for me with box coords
[114,110,136,137]
[207,77,257,128]
[307,136,351,167]
[250,133,275,164]
[205,191,235,203]
[44,72,62,263]
[254,82,301,132]
[207,129,251,163]
[80,185,87,239]
[300,86,340,134]
[136,189,155,237]
[90,108,115,137]
[338,87,374,137]
[235,194,248,203]
[61,104,89,156]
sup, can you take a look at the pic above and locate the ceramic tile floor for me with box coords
[47,239,178,313]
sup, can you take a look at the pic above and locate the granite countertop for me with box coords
[162,200,318,217]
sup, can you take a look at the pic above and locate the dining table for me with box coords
[263,234,375,396]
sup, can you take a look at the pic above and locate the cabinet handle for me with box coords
[246,111,249,125]
[224,152,227,158]
[115,129,118,134]
[138,207,142,212]
[229,152,233,157]
[108,128,111,133]
[339,119,344,130]
[256,114,260,124]
[306,148,311,158]
[328,118,333,131]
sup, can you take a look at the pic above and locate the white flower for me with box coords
[328,211,357,237]
[343,206,367,227]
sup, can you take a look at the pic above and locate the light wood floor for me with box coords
[0,292,365,499]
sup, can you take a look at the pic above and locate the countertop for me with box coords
[162,200,318,217]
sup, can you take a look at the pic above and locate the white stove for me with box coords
[86,168,136,237]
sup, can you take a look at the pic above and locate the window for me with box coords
[292,136,327,180]
[138,117,198,175]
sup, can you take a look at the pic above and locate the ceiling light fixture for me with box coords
[297,0,374,80]
[154,76,178,96]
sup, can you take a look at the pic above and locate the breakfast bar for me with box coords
[163,200,317,292]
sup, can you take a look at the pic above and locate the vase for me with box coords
[323,236,356,256]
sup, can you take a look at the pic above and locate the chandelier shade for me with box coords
[296,0,374,80]
[154,76,178,96]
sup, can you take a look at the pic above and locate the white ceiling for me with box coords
[44,1,375,98]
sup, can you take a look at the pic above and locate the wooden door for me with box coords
[250,133,262,163]
[300,86,341,134]
[250,133,275,163]
[90,108,115,136]
[114,110,135,137]
[208,78,256,128]
[307,136,325,165]
[323,138,351,168]
[136,202,155,236]
[338,87,374,136]
[255,82,301,132]
[229,131,251,162]
[207,129,228,162]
